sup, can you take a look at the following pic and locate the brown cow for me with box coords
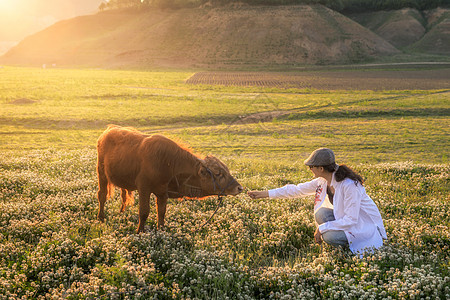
[96,125,243,233]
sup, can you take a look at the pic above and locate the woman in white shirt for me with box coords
[248,148,387,255]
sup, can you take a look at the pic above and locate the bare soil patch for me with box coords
[10,98,39,105]
[186,68,450,90]
[234,111,290,124]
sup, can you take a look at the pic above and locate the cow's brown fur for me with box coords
[97,125,242,233]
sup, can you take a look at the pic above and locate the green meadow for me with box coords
[1,66,448,163]
[0,66,449,299]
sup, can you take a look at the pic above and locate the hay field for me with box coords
[0,66,449,299]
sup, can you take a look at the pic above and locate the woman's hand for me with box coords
[247,190,269,199]
[314,227,323,244]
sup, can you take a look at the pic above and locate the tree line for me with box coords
[100,0,449,12]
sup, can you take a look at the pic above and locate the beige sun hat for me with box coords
[304,148,335,166]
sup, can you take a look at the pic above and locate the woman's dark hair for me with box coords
[322,163,364,185]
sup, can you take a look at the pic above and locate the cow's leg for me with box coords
[136,186,151,233]
[120,189,134,212]
[155,193,168,229]
[97,160,109,222]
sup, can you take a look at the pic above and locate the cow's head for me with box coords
[198,155,243,196]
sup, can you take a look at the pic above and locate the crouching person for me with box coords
[248,148,387,256]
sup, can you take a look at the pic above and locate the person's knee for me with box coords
[322,231,348,248]
[321,232,335,245]
[315,208,334,224]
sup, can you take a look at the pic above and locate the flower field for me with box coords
[0,66,449,299]
[0,151,448,299]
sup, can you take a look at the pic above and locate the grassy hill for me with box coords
[0,5,399,68]
[1,5,449,69]
[348,8,426,49]
[408,7,450,54]
[349,7,450,55]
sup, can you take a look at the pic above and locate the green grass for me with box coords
[1,66,449,163]
[0,66,449,299]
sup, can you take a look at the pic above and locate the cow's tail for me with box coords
[97,155,114,200]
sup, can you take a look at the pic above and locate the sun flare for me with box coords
[0,0,22,15]
[0,0,15,10]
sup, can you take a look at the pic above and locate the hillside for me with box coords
[349,7,450,54]
[0,5,400,68]
[409,8,450,54]
[348,8,426,49]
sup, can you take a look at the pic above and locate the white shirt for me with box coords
[268,173,387,255]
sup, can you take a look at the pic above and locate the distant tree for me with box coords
[99,2,107,11]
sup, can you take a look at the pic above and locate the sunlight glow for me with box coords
[0,0,103,43]
[0,0,18,12]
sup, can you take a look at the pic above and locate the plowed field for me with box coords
[186,67,450,90]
